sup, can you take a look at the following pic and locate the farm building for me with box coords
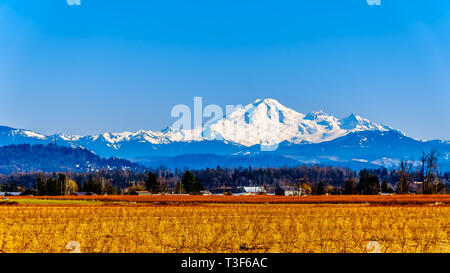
[240,186,267,195]
[74,192,97,196]
[275,186,302,196]
[131,191,152,196]
[74,192,88,196]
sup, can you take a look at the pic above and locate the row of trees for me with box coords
[392,149,444,194]
[31,170,203,196]
[343,170,381,195]
[145,170,203,194]
[341,150,447,195]
[0,149,448,195]
[35,173,117,196]
[36,173,79,196]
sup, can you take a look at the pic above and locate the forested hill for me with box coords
[0,144,144,174]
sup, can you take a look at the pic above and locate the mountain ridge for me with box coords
[0,98,404,147]
[1,98,448,170]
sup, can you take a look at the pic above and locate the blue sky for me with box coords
[0,0,449,140]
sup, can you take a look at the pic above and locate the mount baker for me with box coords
[1,98,449,170]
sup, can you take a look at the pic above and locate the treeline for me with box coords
[190,165,357,194]
[0,150,448,195]
[1,170,203,196]
[0,165,358,195]
[34,173,117,195]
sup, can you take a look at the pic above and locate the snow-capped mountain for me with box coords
[203,98,394,146]
[0,98,448,170]
[0,98,396,148]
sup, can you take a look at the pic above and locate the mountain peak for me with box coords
[304,110,329,121]
[253,98,281,105]
[348,112,363,120]
[339,113,389,132]
[248,98,301,118]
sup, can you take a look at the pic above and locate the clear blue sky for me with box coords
[0,0,449,140]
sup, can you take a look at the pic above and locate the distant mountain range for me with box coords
[1,98,449,171]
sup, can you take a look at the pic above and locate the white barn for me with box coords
[241,186,267,195]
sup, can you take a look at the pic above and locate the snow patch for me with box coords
[21,130,47,140]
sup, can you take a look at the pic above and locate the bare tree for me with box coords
[423,149,439,194]
[397,160,412,194]
[419,150,427,185]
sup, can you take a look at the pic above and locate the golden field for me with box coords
[11,194,450,204]
[0,199,449,253]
